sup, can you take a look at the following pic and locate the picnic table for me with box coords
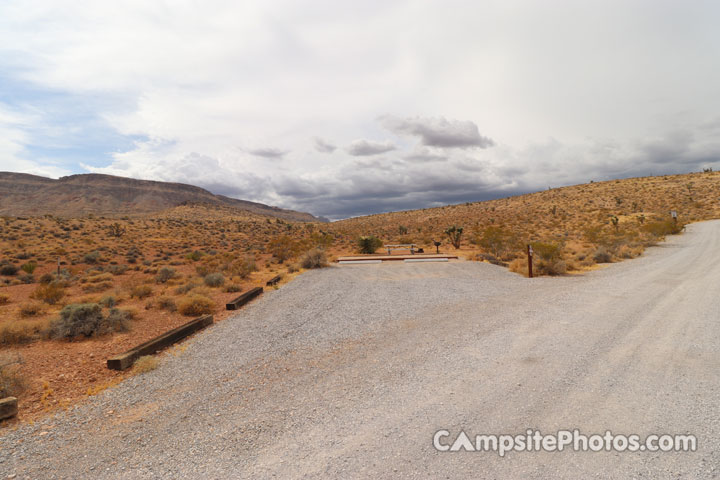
[384,244,418,255]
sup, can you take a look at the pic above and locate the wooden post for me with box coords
[57,257,60,278]
[527,244,533,278]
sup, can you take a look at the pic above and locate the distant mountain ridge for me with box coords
[0,172,324,222]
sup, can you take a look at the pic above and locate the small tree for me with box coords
[610,215,619,232]
[108,222,126,238]
[357,236,383,254]
[444,226,464,249]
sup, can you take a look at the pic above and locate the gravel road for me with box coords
[2,221,720,479]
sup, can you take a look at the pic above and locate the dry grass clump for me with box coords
[0,293,9,305]
[130,284,153,299]
[31,282,65,305]
[132,355,160,374]
[19,301,45,318]
[177,294,214,316]
[300,248,329,269]
[0,318,49,344]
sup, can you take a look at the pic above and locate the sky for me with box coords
[1,0,719,220]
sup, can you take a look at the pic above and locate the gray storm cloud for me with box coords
[313,137,337,153]
[247,147,288,159]
[382,116,495,149]
[345,139,396,156]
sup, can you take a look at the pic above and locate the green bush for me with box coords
[357,236,383,254]
[21,261,37,274]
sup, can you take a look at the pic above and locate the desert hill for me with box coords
[0,172,323,222]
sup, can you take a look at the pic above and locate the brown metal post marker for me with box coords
[527,244,533,278]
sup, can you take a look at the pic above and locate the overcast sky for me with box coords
[1,1,719,219]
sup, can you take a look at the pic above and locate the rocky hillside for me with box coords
[0,172,323,222]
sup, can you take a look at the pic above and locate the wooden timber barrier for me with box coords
[266,275,281,286]
[0,397,18,420]
[226,286,263,310]
[107,315,213,371]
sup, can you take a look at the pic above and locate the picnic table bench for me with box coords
[384,244,419,255]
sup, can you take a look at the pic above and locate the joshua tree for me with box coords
[444,225,464,249]
[107,223,126,238]
[610,215,619,232]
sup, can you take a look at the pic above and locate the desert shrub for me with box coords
[204,273,225,287]
[18,274,35,284]
[82,281,112,293]
[593,248,612,263]
[156,296,177,312]
[177,294,214,316]
[0,264,18,276]
[227,256,257,279]
[0,353,25,397]
[155,267,176,284]
[49,303,130,339]
[31,282,65,305]
[476,226,515,258]
[223,284,242,293]
[21,261,37,274]
[444,226,464,249]
[83,251,101,264]
[300,248,329,269]
[357,236,383,254]
[643,219,684,237]
[174,280,200,295]
[0,318,47,344]
[185,250,204,261]
[82,272,113,284]
[99,295,117,308]
[107,264,128,275]
[130,284,153,299]
[530,241,562,261]
[268,235,302,263]
[19,302,44,318]
[0,293,9,305]
[39,273,55,284]
[132,355,159,374]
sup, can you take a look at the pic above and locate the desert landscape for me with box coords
[0,170,717,423]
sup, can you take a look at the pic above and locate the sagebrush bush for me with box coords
[155,267,176,284]
[0,294,9,305]
[357,236,383,254]
[99,295,117,308]
[593,248,612,263]
[31,282,65,305]
[204,272,225,287]
[0,264,18,276]
[300,248,329,269]
[49,303,130,339]
[83,251,101,264]
[177,294,214,316]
